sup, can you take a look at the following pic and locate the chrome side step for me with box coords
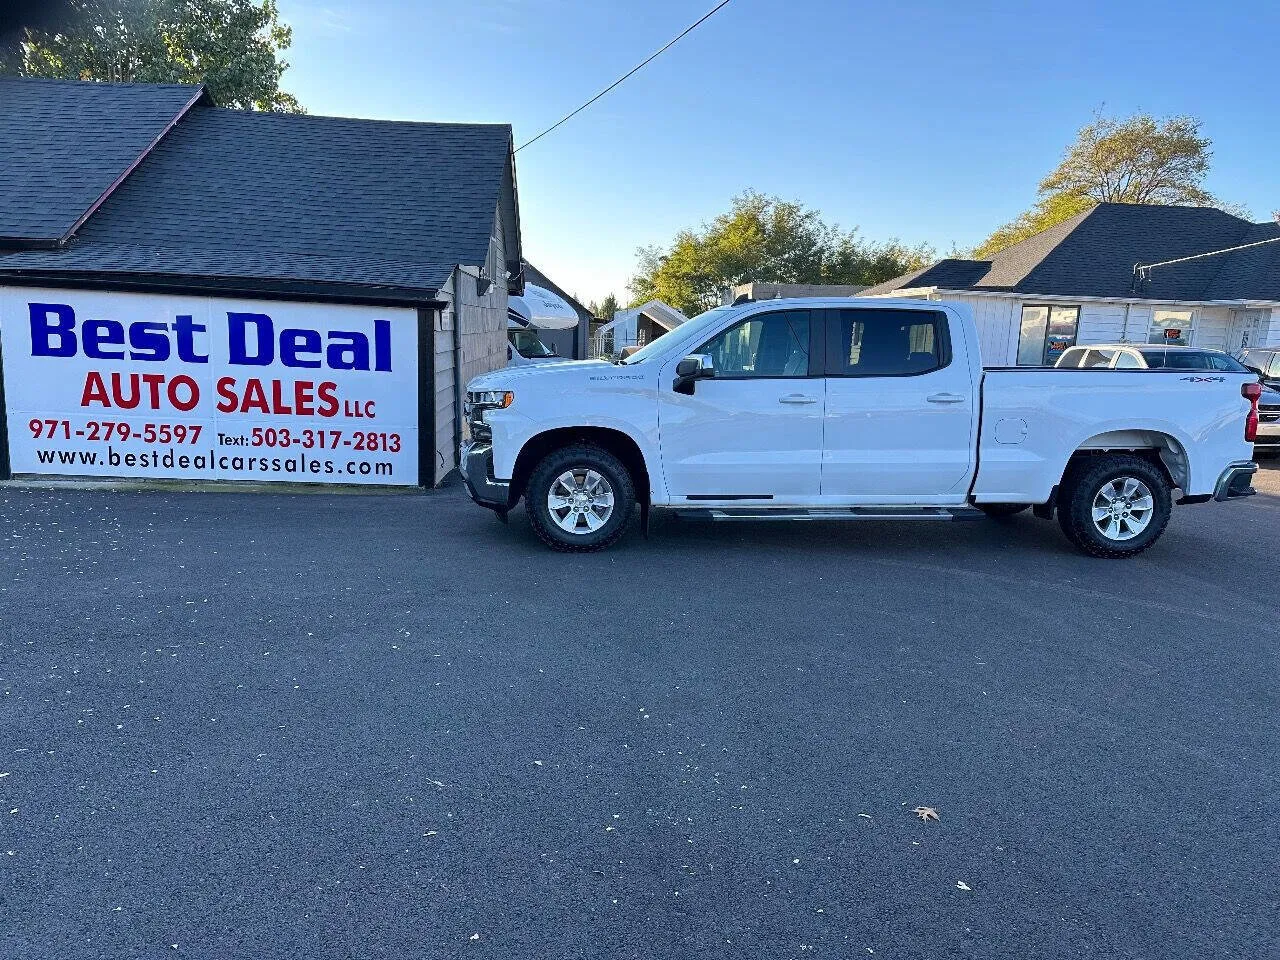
[674,506,986,522]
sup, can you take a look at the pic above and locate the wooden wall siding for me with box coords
[424,214,510,485]
[1195,307,1234,352]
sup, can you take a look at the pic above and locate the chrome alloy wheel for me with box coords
[1091,476,1154,541]
[547,469,615,534]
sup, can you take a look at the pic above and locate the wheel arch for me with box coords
[1062,429,1189,492]
[511,426,652,506]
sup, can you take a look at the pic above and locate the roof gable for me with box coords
[864,203,1276,302]
[68,108,514,292]
[0,77,206,246]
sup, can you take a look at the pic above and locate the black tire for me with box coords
[526,443,636,552]
[1057,454,1172,559]
[977,502,1031,518]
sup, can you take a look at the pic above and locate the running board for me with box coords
[673,506,986,522]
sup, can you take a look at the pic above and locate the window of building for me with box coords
[1149,309,1194,346]
[697,310,810,377]
[825,309,947,377]
[1017,305,1080,365]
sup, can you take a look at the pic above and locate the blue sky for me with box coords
[277,0,1279,305]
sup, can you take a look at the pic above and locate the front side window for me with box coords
[697,310,810,377]
[826,309,947,376]
[1149,309,1193,346]
[1056,347,1086,368]
[1017,305,1080,365]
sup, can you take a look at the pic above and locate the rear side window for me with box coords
[1163,352,1211,370]
[1056,347,1086,368]
[1080,348,1116,368]
[826,309,948,377]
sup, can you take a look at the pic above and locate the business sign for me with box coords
[0,287,419,485]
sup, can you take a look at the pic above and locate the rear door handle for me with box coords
[927,393,966,404]
[778,394,818,405]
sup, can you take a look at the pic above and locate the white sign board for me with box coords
[0,287,419,485]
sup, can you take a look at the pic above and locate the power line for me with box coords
[515,0,735,153]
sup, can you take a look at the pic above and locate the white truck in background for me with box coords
[461,298,1261,558]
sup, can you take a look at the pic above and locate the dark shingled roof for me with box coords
[0,77,205,245]
[860,203,1280,302]
[0,78,519,299]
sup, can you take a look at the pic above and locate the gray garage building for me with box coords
[0,77,521,487]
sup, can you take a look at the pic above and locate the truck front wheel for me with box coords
[526,443,636,552]
[1057,454,1172,559]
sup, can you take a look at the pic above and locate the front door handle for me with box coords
[927,393,966,404]
[778,394,818,405]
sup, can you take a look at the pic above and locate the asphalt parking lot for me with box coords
[2,465,1278,960]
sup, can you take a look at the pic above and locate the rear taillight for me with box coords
[1243,382,1262,442]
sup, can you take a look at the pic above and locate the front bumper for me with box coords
[1213,460,1257,501]
[460,441,511,512]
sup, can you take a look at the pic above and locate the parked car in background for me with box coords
[462,299,1260,559]
[1055,344,1250,372]
[1236,346,1280,452]
[1238,347,1280,386]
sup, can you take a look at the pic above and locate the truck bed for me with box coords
[973,368,1256,503]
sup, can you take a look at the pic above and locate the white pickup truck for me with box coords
[461,298,1261,558]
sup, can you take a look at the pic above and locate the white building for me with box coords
[859,203,1280,365]
[591,300,687,357]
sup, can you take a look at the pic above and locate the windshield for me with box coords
[510,329,556,358]
[619,306,739,365]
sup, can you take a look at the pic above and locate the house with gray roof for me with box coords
[0,76,522,486]
[859,203,1280,365]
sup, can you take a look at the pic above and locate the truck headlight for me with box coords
[470,390,515,409]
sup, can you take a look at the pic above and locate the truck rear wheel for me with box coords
[526,443,636,552]
[1057,454,1172,559]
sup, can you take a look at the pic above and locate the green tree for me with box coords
[629,190,933,316]
[1,0,302,112]
[976,114,1224,258]
[596,293,618,321]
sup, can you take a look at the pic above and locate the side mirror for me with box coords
[674,354,715,395]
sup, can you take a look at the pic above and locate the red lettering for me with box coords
[317,381,339,418]
[142,373,165,409]
[169,375,199,412]
[240,379,270,414]
[111,372,140,409]
[81,371,110,408]
[270,379,293,415]
[216,376,238,413]
[294,380,315,417]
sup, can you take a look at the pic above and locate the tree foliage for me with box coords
[976,114,1224,258]
[593,293,618,321]
[1,0,302,112]
[628,191,933,316]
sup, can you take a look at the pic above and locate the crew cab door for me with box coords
[819,306,977,502]
[658,309,824,499]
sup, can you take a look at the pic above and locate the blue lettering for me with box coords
[28,302,77,357]
[280,328,322,368]
[374,318,392,372]
[228,312,274,366]
[326,331,369,370]
[127,321,172,361]
[82,318,126,359]
[173,315,208,363]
